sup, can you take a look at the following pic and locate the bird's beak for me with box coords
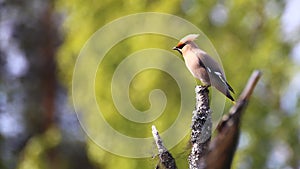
[172,46,182,55]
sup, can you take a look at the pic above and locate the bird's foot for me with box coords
[201,85,210,90]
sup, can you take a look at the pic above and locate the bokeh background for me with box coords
[1,0,300,169]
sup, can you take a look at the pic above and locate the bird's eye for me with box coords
[177,43,186,49]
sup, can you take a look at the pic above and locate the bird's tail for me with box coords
[226,91,235,102]
[226,81,235,94]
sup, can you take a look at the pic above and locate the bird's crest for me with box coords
[179,34,199,43]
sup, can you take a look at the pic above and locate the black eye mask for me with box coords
[177,43,186,49]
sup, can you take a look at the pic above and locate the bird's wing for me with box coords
[196,50,235,95]
[194,50,225,79]
[201,52,225,76]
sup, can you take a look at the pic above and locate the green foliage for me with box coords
[17,127,61,169]
[55,0,299,168]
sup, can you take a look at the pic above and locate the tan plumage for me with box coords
[173,34,235,101]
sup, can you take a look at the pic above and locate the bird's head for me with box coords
[172,34,199,55]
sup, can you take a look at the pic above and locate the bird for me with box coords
[172,34,235,101]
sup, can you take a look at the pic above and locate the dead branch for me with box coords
[204,70,262,169]
[151,70,262,169]
[152,125,177,169]
[188,86,212,169]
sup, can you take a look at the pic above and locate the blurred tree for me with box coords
[1,0,95,169]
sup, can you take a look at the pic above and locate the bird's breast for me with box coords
[183,52,210,85]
